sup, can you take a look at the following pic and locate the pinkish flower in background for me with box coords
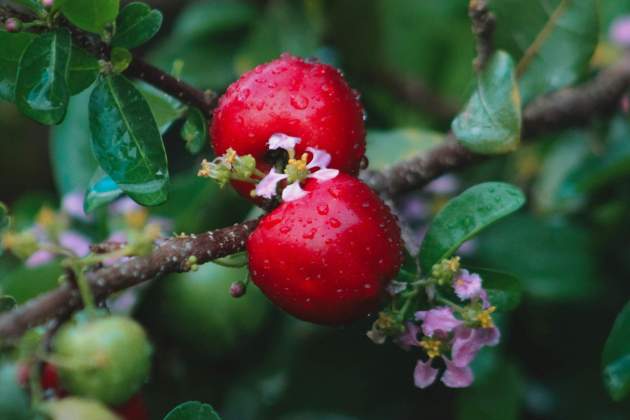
[610,16,630,47]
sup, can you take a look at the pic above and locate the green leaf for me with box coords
[15,29,71,125]
[603,301,630,401]
[136,82,185,135]
[452,51,521,154]
[61,0,120,34]
[366,128,443,171]
[491,0,599,103]
[181,108,207,154]
[0,296,16,313]
[11,0,44,15]
[466,267,522,312]
[67,46,99,95]
[84,168,123,213]
[171,0,256,41]
[0,263,63,304]
[51,88,99,196]
[0,364,33,420]
[0,31,36,102]
[89,74,169,206]
[110,47,132,73]
[163,401,221,420]
[112,2,163,49]
[419,182,525,273]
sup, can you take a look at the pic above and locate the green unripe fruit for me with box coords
[156,263,270,355]
[53,315,152,405]
[44,397,120,420]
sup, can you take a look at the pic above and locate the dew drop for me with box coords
[328,218,341,228]
[238,88,250,101]
[280,226,291,234]
[317,203,329,215]
[290,95,309,110]
[302,228,317,239]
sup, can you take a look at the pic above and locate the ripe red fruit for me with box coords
[247,174,403,324]
[211,54,366,200]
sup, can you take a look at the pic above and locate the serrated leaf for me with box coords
[84,168,123,212]
[181,108,207,154]
[0,31,36,102]
[61,0,120,34]
[89,74,169,206]
[603,301,630,401]
[15,29,71,125]
[491,0,599,103]
[366,128,443,171]
[452,51,521,154]
[112,2,163,49]
[164,401,221,420]
[67,46,99,95]
[51,88,98,196]
[419,182,525,273]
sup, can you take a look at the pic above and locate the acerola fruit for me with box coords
[53,315,153,405]
[43,397,119,420]
[247,174,403,324]
[211,54,366,200]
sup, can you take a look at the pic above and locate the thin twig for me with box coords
[468,0,496,71]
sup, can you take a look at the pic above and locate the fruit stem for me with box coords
[70,263,96,316]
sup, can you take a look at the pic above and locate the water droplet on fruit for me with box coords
[280,226,291,234]
[290,95,309,110]
[255,77,266,84]
[267,81,277,89]
[248,132,255,139]
[321,83,331,92]
[255,101,265,111]
[317,204,329,215]
[238,88,250,101]
[327,187,340,198]
[328,218,341,228]
[360,156,369,170]
[362,202,370,208]
[302,228,317,239]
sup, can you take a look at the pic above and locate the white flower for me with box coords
[254,169,288,199]
[268,133,301,151]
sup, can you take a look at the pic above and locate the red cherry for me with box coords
[41,363,68,397]
[247,174,403,325]
[211,54,366,200]
[113,394,149,420]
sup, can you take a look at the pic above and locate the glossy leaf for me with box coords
[112,2,163,49]
[491,0,598,103]
[181,108,207,154]
[164,401,221,420]
[61,0,120,34]
[475,214,598,302]
[603,301,630,401]
[452,51,521,154]
[89,74,168,206]
[15,29,71,125]
[84,168,123,212]
[467,267,522,312]
[136,82,185,134]
[110,47,132,73]
[419,182,525,273]
[50,88,98,196]
[0,31,36,102]
[67,46,99,95]
[366,128,443,171]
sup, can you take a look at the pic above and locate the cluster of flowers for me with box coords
[199,133,339,202]
[368,257,499,389]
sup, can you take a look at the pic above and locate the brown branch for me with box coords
[361,54,630,197]
[468,0,496,71]
[0,5,216,116]
[0,221,258,341]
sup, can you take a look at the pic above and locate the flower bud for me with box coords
[229,281,246,298]
[5,18,21,33]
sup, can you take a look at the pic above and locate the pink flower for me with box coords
[451,326,501,368]
[610,17,630,47]
[441,357,473,388]
[25,250,54,267]
[268,133,301,150]
[109,197,141,215]
[255,169,288,199]
[396,322,420,350]
[62,192,91,222]
[415,307,462,337]
[425,175,459,195]
[453,269,482,301]
[413,359,439,389]
[59,231,91,257]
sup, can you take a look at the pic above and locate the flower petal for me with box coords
[396,322,420,350]
[62,192,91,221]
[308,168,339,182]
[451,326,501,367]
[282,182,309,202]
[255,169,288,199]
[416,307,462,336]
[25,250,54,267]
[453,269,482,301]
[306,147,332,170]
[414,359,439,389]
[441,357,473,388]
[268,133,301,151]
[59,231,91,257]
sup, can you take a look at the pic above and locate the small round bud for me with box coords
[229,281,246,298]
[41,0,54,8]
[5,18,21,33]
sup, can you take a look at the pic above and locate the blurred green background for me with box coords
[3,0,630,419]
